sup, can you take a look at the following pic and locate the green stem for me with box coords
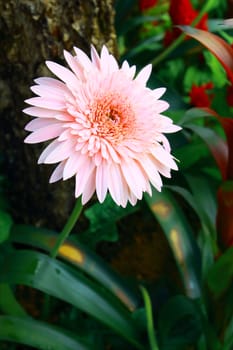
[152,0,214,67]
[140,286,160,350]
[152,33,185,67]
[50,197,83,258]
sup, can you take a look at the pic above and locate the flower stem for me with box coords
[140,286,160,350]
[50,197,83,258]
[152,33,185,67]
[152,0,214,67]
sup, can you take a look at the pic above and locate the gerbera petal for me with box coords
[23,107,63,119]
[75,158,95,198]
[46,61,80,88]
[139,154,163,191]
[121,61,136,80]
[151,87,166,100]
[63,152,86,180]
[44,139,76,164]
[63,50,85,80]
[95,163,108,203]
[25,118,57,131]
[81,170,96,204]
[151,144,178,170]
[73,47,92,70]
[121,159,147,199]
[38,139,60,164]
[154,100,169,113]
[90,45,101,69]
[49,161,66,183]
[135,64,152,85]
[25,97,66,110]
[24,124,64,143]
[100,46,118,73]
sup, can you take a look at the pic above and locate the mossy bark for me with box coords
[0,0,117,229]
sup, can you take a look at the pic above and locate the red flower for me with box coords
[189,82,214,108]
[170,0,208,29]
[164,0,208,46]
[139,0,157,11]
[227,85,233,107]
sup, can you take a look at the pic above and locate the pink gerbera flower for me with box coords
[24,45,180,207]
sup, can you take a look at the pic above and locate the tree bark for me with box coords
[0,0,117,229]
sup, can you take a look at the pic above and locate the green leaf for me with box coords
[0,283,27,317]
[207,247,233,297]
[183,66,210,93]
[204,51,228,88]
[185,124,227,181]
[158,295,202,349]
[81,195,139,247]
[0,249,142,348]
[0,315,91,350]
[224,312,233,350]
[177,26,233,84]
[11,224,140,312]
[145,188,201,298]
[0,210,13,244]
[184,174,217,275]
[174,142,210,170]
[179,107,215,126]
[185,174,217,234]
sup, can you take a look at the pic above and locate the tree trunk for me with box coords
[0,0,117,229]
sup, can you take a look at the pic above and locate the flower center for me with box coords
[89,93,135,142]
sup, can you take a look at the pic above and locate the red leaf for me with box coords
[200,108,233,180]
[217,181,233,248]
[177,26,233,84]
[220,118,233,180]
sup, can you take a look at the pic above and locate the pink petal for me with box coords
[34,77,66,88]
[95,163,108,203]
[23,107,64,118]
[38,140,60,164]
[107,164,125,206]
[73,47,93,70]
[151,88,166,100]
[154,101,169,113]
[25,118,60,131]
[100,46,118,73]
[121,159,147,199]
[90,45,101,69]
[63,50,85,80]
[46,61,80,88]
[30,84,67,99]
[81,170,96,204]
[25,97,66,110]
[135,64,152,85]
[75,158,95,198]
[151,144,178,170]
[63,152,86,180]
[43,139,76,164]
[49,161,66,183]
[139,154,162,190]
[24,123,64,143]
[121,61,136,79]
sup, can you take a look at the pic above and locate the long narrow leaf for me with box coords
[178,26,233,84]
[10,224,140,312]
[145,189,201,298]
[0,315,91,350]
[0,249,143,348]
[185,124,228,180]
[0,283,27,317]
